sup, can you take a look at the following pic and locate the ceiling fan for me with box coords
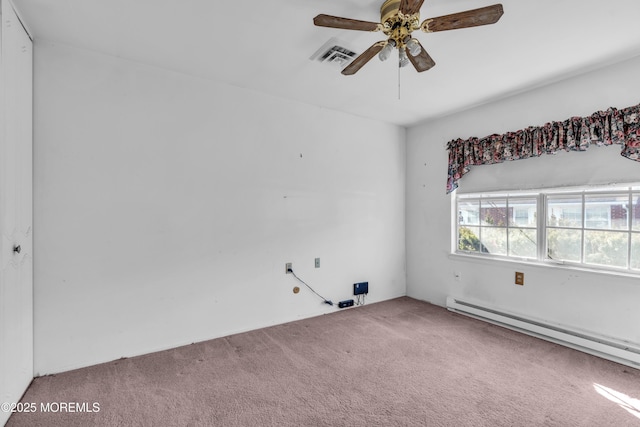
[313,0,504,75]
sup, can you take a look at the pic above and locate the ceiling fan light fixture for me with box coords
[378,40,396,62]
[398,47,409,67]
[406,38,422,56]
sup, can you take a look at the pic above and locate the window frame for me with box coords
[453,184,640,276]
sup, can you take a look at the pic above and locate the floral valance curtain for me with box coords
[446,103,640,193]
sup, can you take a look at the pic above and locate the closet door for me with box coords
[0,0,33,424]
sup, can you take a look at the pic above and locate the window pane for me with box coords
[458,227,482,252]
[547,196,582,228]
[458,200,479,226]
[481,199,507,226]
[585,194,628,230]
[632,233,640,270]
[510,198,537,227]
[633,193,640,231]
[547,228,581,262]
[509,228,537,258]
[481,227,507,255]
[584,230,628,268]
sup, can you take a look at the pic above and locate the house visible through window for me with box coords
[455,185,640,274]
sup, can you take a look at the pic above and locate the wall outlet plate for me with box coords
[286,263,292,274]
[315,258,320,268]
[515,272,524,285]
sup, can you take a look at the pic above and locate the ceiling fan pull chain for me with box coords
[398,60,401,100]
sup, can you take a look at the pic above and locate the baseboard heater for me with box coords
[446,296,640,369]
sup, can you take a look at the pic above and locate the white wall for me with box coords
[406,55,640,346]
[33,42,406,375]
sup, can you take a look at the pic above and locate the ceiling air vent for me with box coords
[310,38,357,68]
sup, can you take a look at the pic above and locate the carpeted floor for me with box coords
[6,297,640,426]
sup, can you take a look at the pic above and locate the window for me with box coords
[455,185,640,274]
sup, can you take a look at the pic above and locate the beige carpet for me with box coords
[7,297,640,426]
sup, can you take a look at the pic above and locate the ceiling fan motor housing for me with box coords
[380,0,420,49]
[380,0,402,23]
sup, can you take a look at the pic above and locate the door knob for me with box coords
[13,245,21,254]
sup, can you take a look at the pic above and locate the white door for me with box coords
[0,0,33,425]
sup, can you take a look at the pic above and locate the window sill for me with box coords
[448,252,640,280]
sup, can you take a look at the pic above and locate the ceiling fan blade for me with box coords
[342,42,385,76]
[314,14,381,32]
[399,0,410,14]
[421,4,504,33]
[407,42,436,72]
[400,0,425,16]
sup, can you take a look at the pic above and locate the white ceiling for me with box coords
[11,0,640,127]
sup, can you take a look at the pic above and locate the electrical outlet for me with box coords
[286,263,292,274]
[515,272,524,286]
[315,258,320,268]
